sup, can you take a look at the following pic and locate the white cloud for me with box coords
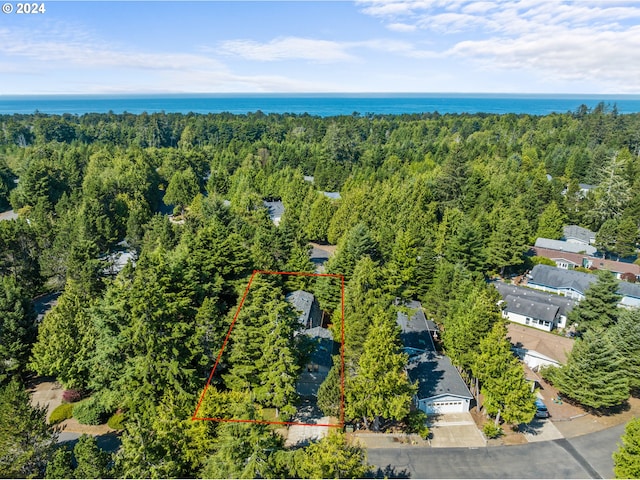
[387,22,418,32]
[0,26,227,72]
[218,37,355,62]
[355,0,640,91]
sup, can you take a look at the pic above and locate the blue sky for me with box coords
[1,0,639,94]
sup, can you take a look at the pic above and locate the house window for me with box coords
[525,318,531,325]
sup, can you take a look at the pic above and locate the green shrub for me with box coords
[405,410,430,438]
[107,412,125,430]
[483,422,504,439]
[73,397,106,425]
[49,403,74,424]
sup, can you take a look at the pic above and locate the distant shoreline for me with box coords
[2,93,640,116]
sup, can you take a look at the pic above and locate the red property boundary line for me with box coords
[191,269,345,428]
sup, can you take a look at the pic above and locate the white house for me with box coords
[527,264,640,305]
[494,282,577,332]
[406,352,474,415]
[396,300,472,415]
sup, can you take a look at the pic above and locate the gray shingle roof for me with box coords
[535,238,596,255]
[529,264,640,299]
[0,210,18,221]
[263,200,285,219]
[396,300,437,352]
[504,295,559,322]
[286,290,316,328]
[406,352,473,401]
[563,225,596,245]
[320,191,341,200]
[493,282,576,317]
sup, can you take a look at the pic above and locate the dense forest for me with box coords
[2,104,640,478]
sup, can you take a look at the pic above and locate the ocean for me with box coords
[1,93,640,116]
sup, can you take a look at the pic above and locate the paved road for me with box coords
[367,424,624,479]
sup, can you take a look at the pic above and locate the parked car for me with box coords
[535,398,550,418]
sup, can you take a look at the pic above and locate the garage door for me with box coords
[423,400,465,414]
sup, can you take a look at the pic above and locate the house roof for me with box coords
[563,225,596,245]
[528,264,596,295]
[396,300,437,352]
[286,290,315,327]
[406,352,473,401]
[528,264,640,299]
[534,238,597,256]
[263,200,285,219]
[493,282,577,317]
[320,191,341,200]
[0,210,18,222]
[507,323,574,364]
[531,247,640,278]
[503,295,559,322]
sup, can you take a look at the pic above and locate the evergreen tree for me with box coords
[473,323,536,425]
[45,446,74,479]
[587,153,632,228]
[444,281,502,372]
[568,270,620,333]
[317,357,342,418]
[595,218,619,259]
[613,417,640,479]
[345,308,415,430]
[30,280,95,390]
[0,379,58,478]
[551,329,629,409]
[283,244,315,291]
[304,194,336,242]
[295,432,370,479]
[607,309,640,391]
[0,276,37,384]
[73,435,111,479]
[329,223,379,280]
[445,221,485,272]
[255,305,300,419]
[536,201,566,240]
[485,206,529,275]
[385,229,421,299]
[164,167,200,216]
[615,216,638,257]
[224,276,300,399]
[199,406,283,479]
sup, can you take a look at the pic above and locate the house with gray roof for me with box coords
[502,295,559,332]
[494,282,576,331]
[286,291,334,397]
[396,300,472,414]
[534,238,597,256]
[563,225,596,246]
[527,264,640,307]
[406,352,474,415]
[320,191,341,200]
[396,300,438,354]
[296,327,335,398]
[0,210,18,222]
[286,290,322,329]
[263,200,285,226]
